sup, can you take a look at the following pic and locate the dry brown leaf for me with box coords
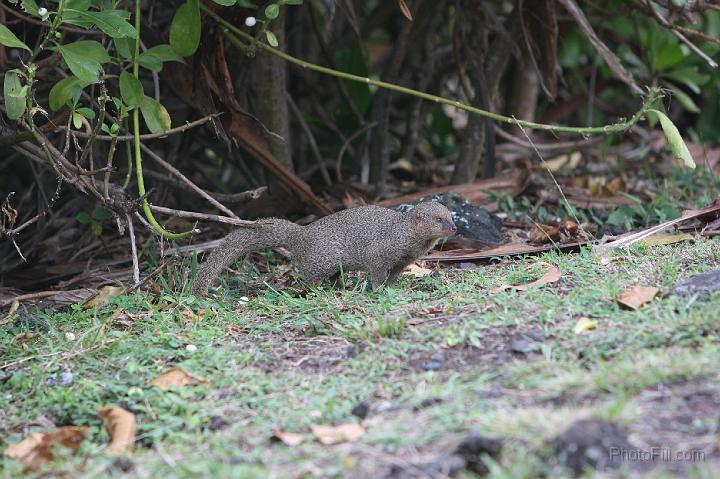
[0,299,20,325]
[639,233,694,247]
[404,263,433,278]
[149,367,208,391]
[82,286,124,309]
[616,285,660,310]
[397,0,413,21]
[3,426,88,465]
[181,309,199,323]
[490,262,562,294]
[271,429,305,447]
[310,423,365,445]
[529,224,560,244]
[98,407,137,456]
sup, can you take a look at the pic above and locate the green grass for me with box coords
[2,239,720,478]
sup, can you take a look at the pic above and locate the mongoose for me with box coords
[191,202,456,295]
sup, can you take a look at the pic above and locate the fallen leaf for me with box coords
[83,286,124,309]
[404,263,433,278]
[310,423,365,445]
[271,429,305,447]
[397,0,413,21]
[616,285,660,310]
[149,367,208,391]
[639,233,694,247]
[529,224,560,244]
[3,426,88,465]
[98,407,137,456]
[573,317,598,333]
[490,262,561,294]
[181,309,199,323]
[0,299,19,325]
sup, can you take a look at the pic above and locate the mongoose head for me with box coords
[410,202,456,239]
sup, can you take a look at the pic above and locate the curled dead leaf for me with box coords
[639,233,694,247]
[616,285,660,310]
[149,367,208,391]
[404,263,433,278]
[271,429,305,447]
[397,0,413,21]
[490,262,561,294]
[98,406,137,456]
[3,426,88,466]
[529,224,560,244]
[83,286,124,309]
[310,423,365,445]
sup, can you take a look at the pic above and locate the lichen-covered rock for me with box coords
[397,192,503,244]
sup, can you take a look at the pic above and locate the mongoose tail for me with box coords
[191,219,300,295]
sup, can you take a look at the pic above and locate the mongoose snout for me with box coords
[191,201,455,295]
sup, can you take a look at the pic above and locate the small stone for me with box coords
[455,430,504,475]
[60,371,74,386]
[112,457,135,473]
[346,343,366,358]
[351,400,370,419]
[422,361,442,371]
[65,332,76,341]
[185,344,197,352]
[430,352,446,362]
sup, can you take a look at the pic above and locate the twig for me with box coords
[286,93,332,185]
[62,114,220,142]
[206,4,658,135]
[149,205,256,226]
[140,144,240,219]
[494,126,603,151]
[335,122,377,182]
[127,214,140,285]
[127,261,170,293]
[645,0,718,68]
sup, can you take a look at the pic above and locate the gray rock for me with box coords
[670,269,720,297]
[397,192,503,244]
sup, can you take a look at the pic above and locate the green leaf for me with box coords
[20,0,40,17]
[64,9,137,39]
[283,0,303,5]
[3,70,27,120]
[114,37,135,60]
[138,44,184,72]
[265,30,278,47]
[76,211,92,224]
[666,84,700,114]
[648,109,696,169]
[265,3,279,19]
[92,206,113,221]
[140,96,171,133]
[76,106,95,119]
[91,220,102,236]
[170,0,201,57]
[0,24,31,51]
[49,76,85,111]
[237,0,256,7]
[119,71,144,108]
[72,111,84,129]
[57,41,111,83]
[212,0,237,5]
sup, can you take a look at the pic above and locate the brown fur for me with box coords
[191,202,455,294]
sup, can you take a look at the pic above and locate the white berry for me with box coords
[65,332,76,341]
[245,17,257,27]
[185,344,197,352]
[38,7,48,16]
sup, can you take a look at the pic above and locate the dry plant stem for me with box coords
[127,214,140,285]
[286,93,332,185]
[64,114,220,141]
[104,135,119,199]
[140,144,239,219]
[494,125,604,151]
[206,4,659,135]
[644,0,719,67]
[149,205,256,226]
[127,261,169,293]
[335,122,377,182]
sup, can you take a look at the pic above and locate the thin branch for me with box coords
[139,144,239,219]
[286,93,331,185]
[335,122,377,182]
[205,4,660,135]
[126,214,140,285]
[59,114,220,141]
[149,205,257,226]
